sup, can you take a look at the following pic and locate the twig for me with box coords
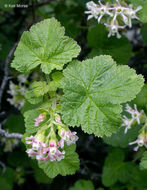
[0,42,18,110]
[0,126,23,139]
[0,161,6,175]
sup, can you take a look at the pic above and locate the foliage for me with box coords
[0,0,147,190]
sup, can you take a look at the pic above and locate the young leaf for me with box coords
[69,180,95,190]
[48,72,64,91]
[11,18,81,74]
[32,81,49,97]
[61,56,144,137]
[25,90,43,105]
[39,145,79,178]
[140,151,147,170]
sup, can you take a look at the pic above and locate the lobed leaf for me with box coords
[61,56,144,137]
[25,90,43,105]
[11,18,81,74]
[32,81,49,97]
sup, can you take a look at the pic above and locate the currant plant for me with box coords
[11,17,144,178]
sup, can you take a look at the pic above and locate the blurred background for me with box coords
[0,0,147,190]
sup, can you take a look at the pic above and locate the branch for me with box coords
[0,161,6,176]
[0,127,23,139]
[0,42,18,110]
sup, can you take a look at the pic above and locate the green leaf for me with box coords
[32,81,49,97]
[61,56,144,137]
[102,149,132,187]
[11,18,81,74]
[39,145,79,178]
[25,90,43,105]
[87,24,132,65]
[129,0,147,23]
[48,72,64,91]
[24,109,40,134]
[69,180,95,190]
[140,151,147,170]
[103,125,140,148]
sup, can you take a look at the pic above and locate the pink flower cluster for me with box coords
[25,130,78,162]
[25,113,79,162]
[25,136,65,162]
[85,0,142,38]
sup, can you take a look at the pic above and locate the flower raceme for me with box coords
[85,0,142,38]
[25,114,78,162]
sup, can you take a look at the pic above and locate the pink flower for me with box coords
[129,137,147,151]
[129,129,147,151]
[34,114,45,126]
[55,114,62,124]
[85,0,112,22]
[105,23,126,38]
[122,116,134,133]
[126,104,143,124]
[124,4,142,27]
[26,149,37,157]
[44,141,65,162]
[58,130,79,148]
